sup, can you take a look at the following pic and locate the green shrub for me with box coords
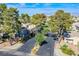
[35,33,45,45]
[61,44,68,48]
[60,44,75,55]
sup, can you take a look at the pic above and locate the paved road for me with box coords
[0,37,56,56]
[37,37,55,56]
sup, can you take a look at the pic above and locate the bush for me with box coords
[60,44,75,55]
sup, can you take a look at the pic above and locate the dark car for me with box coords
[2,33,10,39]
[45,32,58,40]
[63,31,70,38]
[1,33,10,41]
[20,27,30,37]
[18,27,30,41]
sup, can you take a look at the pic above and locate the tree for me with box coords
[35,33,45,45]
[55,10,73,32]
[0,4,7,33]
[31,14,47,35]
[20,13,30,23]
[31,33,45,55]
[48,10,73,36]
[48,16,59,32]
[0,4,7,12]
[31,14,47,25]
[39,19,49,34]
[2,7,21,38]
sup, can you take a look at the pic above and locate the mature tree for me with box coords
[39,19,49,34]
[48,16,59,32]
[31,14,47,25]
[0,4,7,12]
[48,10,73,38]
[0,4,7,33]
[55,10,73,35]
[2,7,21,37]
[20,13,30,23]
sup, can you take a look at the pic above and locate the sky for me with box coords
[4,3,79,16]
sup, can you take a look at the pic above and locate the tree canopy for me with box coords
[20,13,30,23]
[31,14,47,25]
[0,4,21,38]
[0,4,74,39]
[48,10,73,36]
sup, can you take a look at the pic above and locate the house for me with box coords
[72,16,79,22]
[21,23,37,36]
[72,22,79,31]
[21,23,36,31]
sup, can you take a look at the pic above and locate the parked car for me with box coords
[45,32,58,40]
[63,31,70,38]
[2,33,10,41]
[2,33,9,39]
[19,27,30,41]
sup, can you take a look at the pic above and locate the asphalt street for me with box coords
[37,37,55,56]
[0,37,56,56]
